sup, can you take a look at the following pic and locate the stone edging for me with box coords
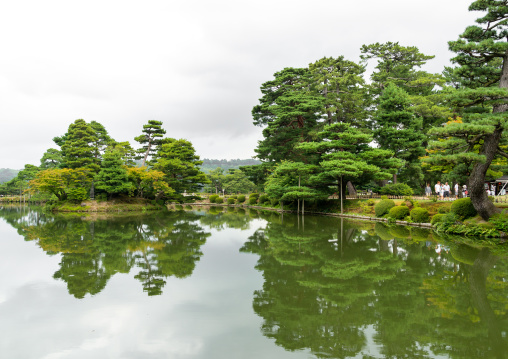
[175,202,433,228]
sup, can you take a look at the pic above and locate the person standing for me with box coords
[443,182,450,200]
[434,181,442,200]
[425,183,432,197]
[454,183,459,199]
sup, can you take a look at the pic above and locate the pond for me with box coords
[0,205,507,359]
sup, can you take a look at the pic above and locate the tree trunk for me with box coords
[468,248,503,353]
[346,181,356,197]
[469,127,502,220]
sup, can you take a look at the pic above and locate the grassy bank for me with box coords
[49,198,164,212]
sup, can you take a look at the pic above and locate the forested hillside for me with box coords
[0,169,19,184]
[200,159,260,173]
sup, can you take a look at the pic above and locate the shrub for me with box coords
[489,210,508,232]
[365,199,376,206]
[68,187,88,202]
[438,207,449,214]
[410,207,430,223]
[388,205,410,220]
[215,197,224,204]
[249,197,258,205]
[259,194,269,204]
[374,199,396,217]
[249,193,260,200]
[237,195,246,203]
[227,198,235,204]
[209,194,219,203]
[270,198,279,206]
[451,197,477,220]
[379,183,413,196]
[431,213,446,225]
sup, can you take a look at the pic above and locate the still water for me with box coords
[0,205,507,359]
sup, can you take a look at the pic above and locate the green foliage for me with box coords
[379,183,413,196]
[253,67,324,162]
[388,205,410,220]
[134,120,166,166]
[438,207,450,214]
[489,211,508,233]
[209,194,219,203]
[215,197,224,204]
[58,119,100,173]
[259,194,269,204]
[152,138,208,200]
[450,198,477,220]
[410,207,430,223]
[227,197,235,204]
[95,150,132,198]
[67,187,88,202]
[249,193,260,200]
[365,199,376,206]
[249,197,258,205]
[374,199,396,217]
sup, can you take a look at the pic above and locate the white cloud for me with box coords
[0,0,478,168]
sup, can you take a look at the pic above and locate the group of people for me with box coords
[425,181,467,200]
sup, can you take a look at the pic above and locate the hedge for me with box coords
[374,199,396,217]
[450,198,477,220]
[388,205,410,220]
[410,207,430,223]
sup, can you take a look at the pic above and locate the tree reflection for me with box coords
[0,207,210,297]
[241,213,508,359]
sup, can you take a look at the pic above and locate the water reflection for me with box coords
[0,206,211,297]
[1,205,507,358]
[240,214,508,359]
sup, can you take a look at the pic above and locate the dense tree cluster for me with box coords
[246,1,508,219]
[3,119,208,203]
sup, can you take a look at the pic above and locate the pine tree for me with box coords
[373,84,426,184]
[60,119,100,173]
[95,150,132,199]
[427,0,508,219]
[134,120,166,166]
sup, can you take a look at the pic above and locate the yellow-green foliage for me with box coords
[388,205,410,220]
[410,207,430,223]
[450,198,477,220]
[374,199,396,217]
[431,213,446,225]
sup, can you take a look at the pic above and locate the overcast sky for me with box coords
[0,0,477,169]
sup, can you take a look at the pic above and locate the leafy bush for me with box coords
[249,197,258,205]
[379,183,413,196]
[374,199,396,217]
[215,197,224,204]
[365,199,376,206]
[68,187,88,202]
[270,198,279,206]
[227,198,235,204]
[438,207,449,214]
[249,193,260,200]
[209,194,219,203]
[237,195,246,203]
[388,205,410,220]
[489,211,508,232]
[410,207,430,223]
[431,214,445,225]
[450,198,477,220]
[259,194,269,204]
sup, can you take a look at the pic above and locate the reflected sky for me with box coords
[1,207,507,359]
[0,213,309,359]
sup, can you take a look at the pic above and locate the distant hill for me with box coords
[200,158,261,173]
[0,168,20,184]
